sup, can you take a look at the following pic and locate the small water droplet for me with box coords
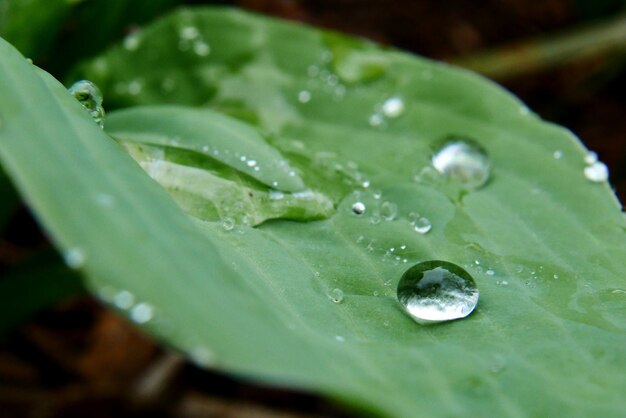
[298,90,312,103]
[553,150,563,159]
[335,335,345,342]
[496,280,509,286]
[352,202,366,215]
[221,217,235,230]
[373,290,380,296]
[381,96,404,118]
[193,40,210,56]
[246,159,257,167]
[380,201,397,221]
[130,302,154,324]
[369,113,384,127]
[373,190,382,199]
[328,288,344,303]
[307,65,320,77]
[180,26,200,40]
[64,248,85,269]
[113,290,135,310]
[584,161,609,182]
[397,260,479,324]
[432,139,491,189]
[189,346,216,367]
[486,269,495,276]
[68,80,105,128]
[361,180,371,188]
[584,151,598,165]
[413,217,432,234]
[123,32,142,51]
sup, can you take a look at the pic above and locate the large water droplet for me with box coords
[584,161,609,183]
[397,260,479,324]
[68,80,105,128]
[432,139,491,189]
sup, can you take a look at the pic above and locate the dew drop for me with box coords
[221,217,235,231]
[123,32,142,51]
[486,269,495,276]
[180,26,199,40]
[113,290,135,310]
[369,113,384,127]
[193,40,210,56]
[432,139,491,189]
[189,346,216,367]
[68,80,105,128]
[64,248,85,269]
[298,90,312,103]
[397,260,479,324]
[335,335,345,342]
[380,201,397,221]
[352,202,366,215]
[328,288,344,303]
[130,302,154,324]
[413,217,432,234]
[553,150,563,159]
[381,96,404,118]
[584,151,598,165]
[584,161,609,183]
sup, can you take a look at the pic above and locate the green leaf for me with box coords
[4,7,626,418]
[0,163,19,227]
[106,105,307,192]
[0,0,72,58]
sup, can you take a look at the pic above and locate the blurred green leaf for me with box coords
[0,0,72,58]
[3,7,626,418]
[0,164,19,227]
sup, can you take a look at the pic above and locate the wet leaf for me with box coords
[2,8,626,418]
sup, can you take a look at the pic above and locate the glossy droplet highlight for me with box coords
[397,260,479,324]
[328,288,344,303]
[352,202,366,215]
[68,80,105,128]
[381,96,404,118]
[584,161,609,183]
[432,139,491,189]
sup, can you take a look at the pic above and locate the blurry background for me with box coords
[1,0,625,416]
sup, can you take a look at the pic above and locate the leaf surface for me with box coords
[2,8,626,418]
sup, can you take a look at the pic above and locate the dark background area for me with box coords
[1,0,625,416]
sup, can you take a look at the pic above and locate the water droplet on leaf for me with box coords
[64,248,85,269]
[113,290,135,310]
[397,260,479,324]
[584,161,609,182]
[328,288,344,303]
[298,90,312,103]
[352,202,366,215]
[381,96,404,118]
[130,302,154,324]
[432,139,491,189]
[68,80,105,128]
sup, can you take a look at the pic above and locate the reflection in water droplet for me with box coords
[64,248,85,269]
[352,202,366,215]
[328,288,344,303]
[381,96,404,118]
[130,302,154,324]
[432,139,491,189]
[68,80,105,128]
[397,260,479,324]
[584,161,609,182]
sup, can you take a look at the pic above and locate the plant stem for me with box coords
[451,15,626,79]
